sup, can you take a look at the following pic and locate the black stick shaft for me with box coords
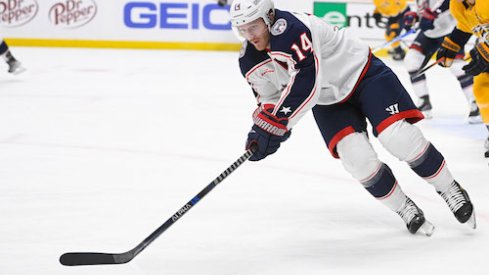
[60,149,254,266]
[413,58,443,78]
[130,149,253,257]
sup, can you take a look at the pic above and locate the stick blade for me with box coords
[60,252,121,266]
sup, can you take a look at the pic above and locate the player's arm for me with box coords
[406,0,450,31]
[238,46,281,105]
[270,26,319,130]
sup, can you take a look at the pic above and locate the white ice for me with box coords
[0,47,488,275]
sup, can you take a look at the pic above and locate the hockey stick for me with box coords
[373,0,445,54]
[412,58,443,78]
[372,28,416,53]
[413,54,472,78]
[60,148,255,266]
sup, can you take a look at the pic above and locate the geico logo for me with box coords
[124,1,231,30]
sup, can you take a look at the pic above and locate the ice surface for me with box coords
[0,48,488,275]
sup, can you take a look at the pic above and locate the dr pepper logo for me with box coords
[49,0,97,28]
[0,0,39,27]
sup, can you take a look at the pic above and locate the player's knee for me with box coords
[378,120,429,162]
[404,49,425,73]
[337,132,381,180]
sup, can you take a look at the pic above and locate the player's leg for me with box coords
[449,57,481,124]
[312,103,432,235]
[404,33,443,118]
[385,20,405,61]
[378,120,475,227]
[354,55,475,228]
[0,39,24,74]
[473,74,489,157]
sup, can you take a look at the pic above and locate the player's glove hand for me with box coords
[419,8,438,31]
[217,0,227,7]
[372,11,382,24]
[463,43,489,76]
[436,37,461,67]
[246,105,291,161]
[403,11,418,31]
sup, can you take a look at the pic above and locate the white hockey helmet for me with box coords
[229,0,275,29]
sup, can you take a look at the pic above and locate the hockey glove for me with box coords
[373,11,382,24]
[403,11,418,31]
[437,28,472,67]
[436,37,461,67]
[246,105,291,161]
[217,0,227,7]
[418,8,438,31]
[463,43,489,76]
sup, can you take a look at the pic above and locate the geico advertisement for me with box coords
[123,0,230,30]
[0,0,393,45]
[0,0,238,42]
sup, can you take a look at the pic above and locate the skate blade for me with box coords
[467,116,482,124]
[418,220,435,237]
[465,211,476,230]
[11,66,26,75]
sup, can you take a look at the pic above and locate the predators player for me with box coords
[436,0,489,157]
[402,0,480,122]
[372,0,411,60]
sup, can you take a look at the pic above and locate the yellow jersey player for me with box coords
[402,0,480,123]
[436,0,489,157]
[373,0,411,60]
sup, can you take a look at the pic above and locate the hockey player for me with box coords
[402,0,480,122]
[230,0,476,235]
[435,0,489,157]
[372,0,410,60]
[0,38,24,74]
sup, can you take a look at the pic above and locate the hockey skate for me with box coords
[396,197,435,236]
[7,58,25,75]
[417,95,433,119]
[5,51,25,75]
[389,46,406,61]
[467,101,482,124]
[438,181,476,229]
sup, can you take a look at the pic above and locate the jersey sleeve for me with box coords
[269,18,319,129]
[239,42,282,105]
[449,0,474,34]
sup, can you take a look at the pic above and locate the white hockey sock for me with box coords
[378,182,407,212]
[411,77,429,99]
[424,162,454,193]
